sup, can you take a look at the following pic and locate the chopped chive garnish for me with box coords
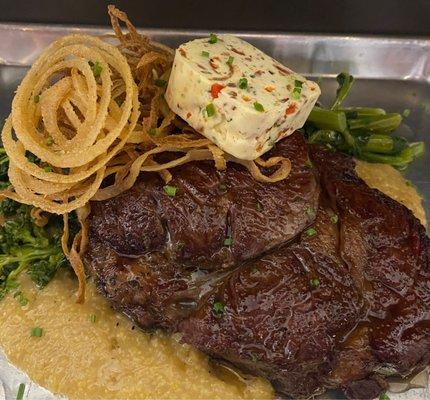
[201,50,210,57]
[208,33,218,44]
[89,60,102,77]
[31,327,43,337]
[206,103,216,117]
[155,79,167,87]
[305,159,314,169]
[331,214,339,224]
[43,165,53,173]
[148,128,157,136]
[305,227,317,237]
[292,80,303,99]
[19,296,28,306]
[253,102,265,112]
[219,183,227,192]
[267,137,276,148]
[379,393,390,400]
[227,56,234,65]
[306,207,315,218]
[402,109,411,117]
[90,314,97,323]
[45,136,54,146]
[213,301,225,315]
[238,78,248,89]
[223,236,233,246]
[34,95,40,103]
[7,279,19,290]
[292,87,301,99]
[310,278,321,288]
[16,383,25,400]
[256,201,263,212]
[14,291,28,306]
[163,185,177,197]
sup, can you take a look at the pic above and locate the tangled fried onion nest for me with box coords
[0,5,291,301]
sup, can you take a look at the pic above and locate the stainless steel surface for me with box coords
[0,350,59,400]
[0,23,429,400]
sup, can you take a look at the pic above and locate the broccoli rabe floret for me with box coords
[0,243,66,300]
[28,253,68,287]
[0,199,68,300]
[0,198,22,217]
[0,145,74,302]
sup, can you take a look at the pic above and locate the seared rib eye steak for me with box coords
[89,132,319,269]
[87,132,319,330]
[85,132,430,399]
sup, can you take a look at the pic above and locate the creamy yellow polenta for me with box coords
[0,162,425,400]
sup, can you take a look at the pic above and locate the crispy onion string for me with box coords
[1,34,140,212]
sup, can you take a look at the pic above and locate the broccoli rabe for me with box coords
[0,202,68,300]
[304,73,424,169]
[0,147,76,302]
